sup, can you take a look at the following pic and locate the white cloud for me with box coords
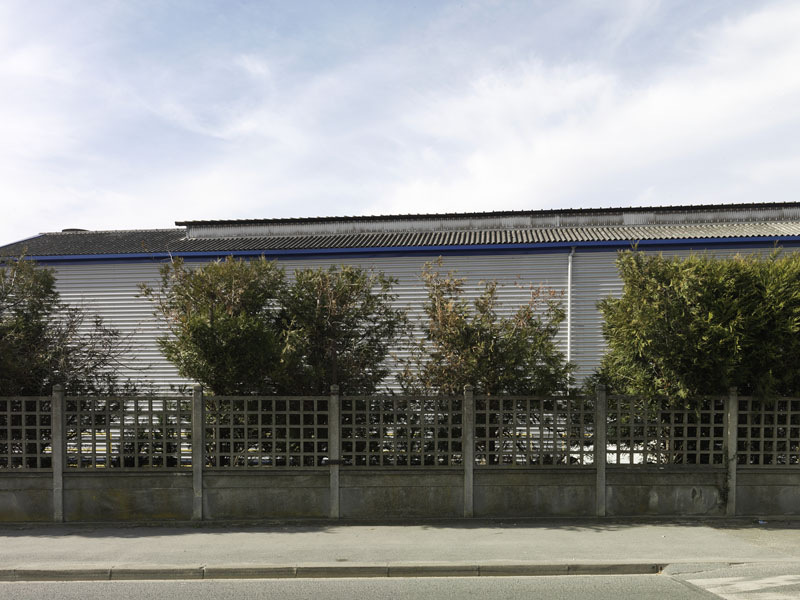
[1,1,800,244]
[234,54,273,79]
[374,1,800,214]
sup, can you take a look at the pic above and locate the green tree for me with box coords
[141,259,407,395]
[139,257,287,395]
[397,259,573,396]
[0,256,129,395]
[277,265,408,395]
[598,249,800,404]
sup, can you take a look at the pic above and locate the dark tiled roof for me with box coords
[3,222,800,258]
[0,230,187,257]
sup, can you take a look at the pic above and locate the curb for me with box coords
[0,562,665,581]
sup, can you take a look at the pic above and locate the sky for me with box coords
[2,0,800,244]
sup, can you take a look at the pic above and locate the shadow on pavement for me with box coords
[0,517,797,539]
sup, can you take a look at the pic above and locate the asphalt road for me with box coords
[0,575,710,600]
[4,563,800,599]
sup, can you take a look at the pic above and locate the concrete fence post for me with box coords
[329,385,341,519]
[463,385,475,518]
[51,384,64,522]
[191,385,204,521]
[595,384,607,517]
[725,387,739,517]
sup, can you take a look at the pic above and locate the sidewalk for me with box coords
[1,519,799,581]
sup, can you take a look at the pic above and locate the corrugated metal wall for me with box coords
[53,262,184,392]
[570,250,619,383]
[52,245,792,393]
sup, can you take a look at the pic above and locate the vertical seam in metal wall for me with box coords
[567,247,575,364]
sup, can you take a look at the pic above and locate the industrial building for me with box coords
[3,202,800,392]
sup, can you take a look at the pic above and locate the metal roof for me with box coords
[3,222,800,258]
[178,202,800,239]
[175,201,800,226]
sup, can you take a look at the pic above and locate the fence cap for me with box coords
[330,384,340,394]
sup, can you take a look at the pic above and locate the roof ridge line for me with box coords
[175,202,800,227]
[44,228,184,235]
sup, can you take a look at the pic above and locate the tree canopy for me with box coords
[278,265,407,395]
[598,249,800,404]
[397,260,573,396]
[141,258,407,395]
[139,257,287,395]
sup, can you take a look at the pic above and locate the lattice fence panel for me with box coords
[606,396,725,465]
[341,396,463,467]
[475,396,593,467]
[0,397,52,469]
[65,397,191,469]
[204,397,329,468]
[738,397,800,466]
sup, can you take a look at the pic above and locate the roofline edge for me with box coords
[18,235,800,263]
[175,201,800,227]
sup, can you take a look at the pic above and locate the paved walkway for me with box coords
[1,519,798,580]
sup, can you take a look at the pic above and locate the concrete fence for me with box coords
[0,386,798,522]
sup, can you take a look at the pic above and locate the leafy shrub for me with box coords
[598,249,800,404]
[397,259,573,396]
[141,258,407,395]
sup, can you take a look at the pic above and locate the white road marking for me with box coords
[687,574,800,599]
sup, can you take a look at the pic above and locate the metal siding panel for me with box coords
[52,253,571,393]
[571,250,622,383]
[53,245,795,393]
[278,253,571,391]
[52,262,188,392]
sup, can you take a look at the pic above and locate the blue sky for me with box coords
[2,0,800,243]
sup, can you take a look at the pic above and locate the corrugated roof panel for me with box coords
[5,222,800,257]
[177,202,800,239]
